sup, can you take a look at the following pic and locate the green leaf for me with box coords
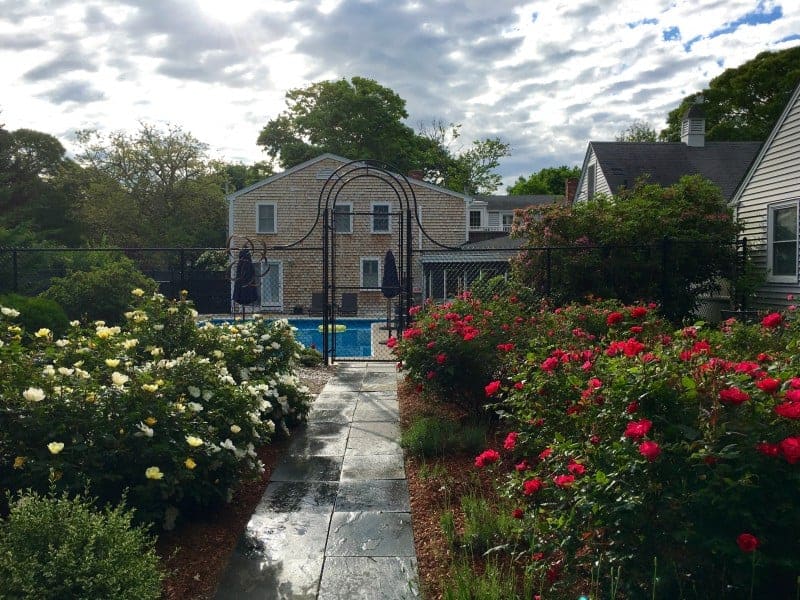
[681,376,696,390]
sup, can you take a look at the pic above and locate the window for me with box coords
[587,164,596,200]
[768,202,798,282]
[361,257,380,288]
[372,203,391,233]
[333,203,352,233]
[256,203,276,233]
[501,213,514,230]
[469,210,482,229]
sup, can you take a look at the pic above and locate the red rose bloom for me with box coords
[775,402,800,419]
[512,508,524,519]
[386,337,397,348]
[426,371,435,380]
[638,440,661,462]
[484,380,501,397]
[436,353,447,364]
[540,356,559,372]
[553,474,575,488]
[736,533,759,553]
[402,327,422,339]
[756,378,781,394]
[567,460,586,476]
[513,381,524,390]
[503,431,519,451]
[761,312,783,328]
[630,325,644,334]
[606,311,624,326]
[626,401,639,414]
[779,436,800,464]
[426,341,436,349]
[474,449,500,468]
[756,442,780,457]
[522,478,543,495]
[719,387,750,405]
[624,419,652,439]
[630,306,648,319]
[538,447,552,460]
[786,389,800,402]
[515,460,528,472]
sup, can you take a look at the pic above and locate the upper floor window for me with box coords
[256,202,276,233]
[501,213,514,230]
[333,203,352,233]
[768,201,798,282]
[372,203,391,233]
[469,210,482,229]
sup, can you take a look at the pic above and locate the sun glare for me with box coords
[193,0,265,24]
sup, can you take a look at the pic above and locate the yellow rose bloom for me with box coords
[145,466,164,480]
[47,442,65,455]
[34,328,51,338]
[145,416,157,426]
[142,384,159,393]
[184,458,197,470]
[111,372,129,387]
[105,358,120,368]
[186,435,203,447]
[13,456,26,469]
[131,288,145,297]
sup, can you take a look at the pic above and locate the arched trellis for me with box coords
[317,160,462,362]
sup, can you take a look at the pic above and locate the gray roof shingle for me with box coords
[590,141,762,200]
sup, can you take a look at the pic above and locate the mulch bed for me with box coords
[157,365,334,599]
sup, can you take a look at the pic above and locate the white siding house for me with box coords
[732,80,800,307]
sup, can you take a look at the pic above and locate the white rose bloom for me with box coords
[188,386,201,398]
[55,339,70,347]
[42,365,55,377]
[1,306,20,317]
[265,420,276,433]
[260,400,273,411]
[187,402,204,412]
[220,439,236,452]
[202,390,213,401]
[271,342,280,350]
[136,423,154,437]
[69,320,80,327]
[57,367,74,376]
[230,424,241,434]
[23,387,46,402]
[153,324,164,331]
[111,372,129,387]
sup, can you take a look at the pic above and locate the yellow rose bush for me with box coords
[0,291,312,528]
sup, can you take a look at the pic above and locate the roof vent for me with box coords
[681,95,705,148]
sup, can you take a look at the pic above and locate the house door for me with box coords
[260,260,283,310]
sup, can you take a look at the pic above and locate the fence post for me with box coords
[12,249,18,293]
[545,247,552,296]
[739,237,748,312]
[660,236,671,316]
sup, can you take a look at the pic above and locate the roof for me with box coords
[226,153,469,202]
[472,194,560,211]
[731,79,800,207]
[588,141,762,201]
[420,235,522,263]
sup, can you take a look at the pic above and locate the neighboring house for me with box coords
[574,102,762,203]
[466,195,559,243]
[731,79,800,307]
[227,154,468,315]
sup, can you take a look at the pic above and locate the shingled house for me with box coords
[574,101,761,202]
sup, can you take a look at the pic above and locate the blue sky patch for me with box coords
[778,33,800,43]
[662,26,681,41]
[627,17,658,28]
[683,34,703,51]
[709,0,783,39]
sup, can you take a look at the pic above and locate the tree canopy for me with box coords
[615,120,658,142]
[507,165,580,195]
[660,45,800,142]
[257,77,509,194]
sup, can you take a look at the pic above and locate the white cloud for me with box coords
[0,0,797,189]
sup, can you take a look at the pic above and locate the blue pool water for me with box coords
[208,318,377,357]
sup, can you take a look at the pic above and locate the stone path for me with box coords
[215,362,419,600]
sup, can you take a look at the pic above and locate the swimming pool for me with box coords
[207,318,378,357]
[290,318,377,357]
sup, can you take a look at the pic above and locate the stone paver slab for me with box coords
[340,454,406,481]
[335,480,410,512]
[346,435,402,456]
[258,481,338,513]
[353,399,399,423]
[304,422,351,438]
[348,421,400,439]
[315,391,360,403]
[244,511,331,561]
[287,433,348,457]
[270,455,342,482]
[326,512,415,557]
[307,406,355,424]
[215,554,323,600]
[317,557,419,600]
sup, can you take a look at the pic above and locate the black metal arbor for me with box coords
[319,160,419,362]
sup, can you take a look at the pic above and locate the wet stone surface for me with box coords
[306,406,355,424]
[287,433,348,457]
[340,454,406,481]
[317,557,419,600]
[215,554,323,600]
[353,399,399,422]
[326,512,415,557]
[315,391,360,403]
[243,512,331,561]
[348,421,400,439]
[258,481,338,513]
[346,435,402,456]
[270,456,343,482]
[335,480,410,512]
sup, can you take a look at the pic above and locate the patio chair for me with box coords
[309,292,324,316]
[339,293,358,317]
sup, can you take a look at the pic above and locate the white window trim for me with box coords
[767,200,799,284]
[259,259,283,310]
[371,202,392,233]
[333,202,353,234]
[468,209,483,230]
[360,257,381,289]
[255,201,277,234]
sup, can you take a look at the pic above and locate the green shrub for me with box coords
[299,345,324,366]
[401,417,486,457]
[41,256,157,324]
[0,491,163,600]
[0,293,69,337]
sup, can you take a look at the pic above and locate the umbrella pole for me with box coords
[386,298,392,337]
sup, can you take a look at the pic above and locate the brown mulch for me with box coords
[157,365,334,600]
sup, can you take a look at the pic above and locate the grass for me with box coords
[442,557,539,600]
[400,415,487,457]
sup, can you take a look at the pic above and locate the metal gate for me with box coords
[319,161,417,363]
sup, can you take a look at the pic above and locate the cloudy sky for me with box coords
[1,0,798,188]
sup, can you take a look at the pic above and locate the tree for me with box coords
[660,46,800,142]
[258,77,510,194]
[615,119,658,142]
[507,165,580,195]
[0,127,84,245]
[511,175,740,319]
[215,161,274,192]
[75,123,227,247]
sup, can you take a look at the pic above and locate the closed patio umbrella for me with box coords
[232,248,259,319]
[381,250,400,335]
